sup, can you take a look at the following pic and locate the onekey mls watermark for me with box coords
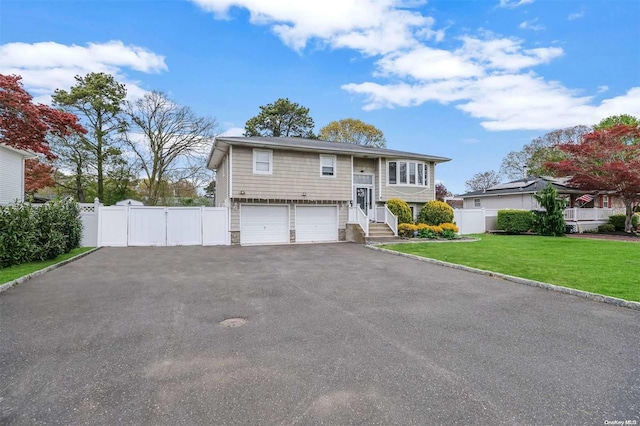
[604,421,637,425]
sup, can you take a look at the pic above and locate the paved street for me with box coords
[1,244,638,425]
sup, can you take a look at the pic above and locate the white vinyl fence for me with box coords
[453,209,500,235]
[80,199,229,247]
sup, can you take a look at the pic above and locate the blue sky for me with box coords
[1,0,639,194]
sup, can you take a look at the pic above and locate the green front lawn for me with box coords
[383,235,640,302]
[0,247,94,285]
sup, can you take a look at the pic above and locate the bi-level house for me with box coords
[207,136,450,245]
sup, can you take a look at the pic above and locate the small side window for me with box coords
[474,198,481,208]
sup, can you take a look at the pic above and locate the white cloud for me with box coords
[568,11,585,20]
[191,1,640,132]
[218,127,245,136]
[0,41,167,104]
[189,0,434,54]
[498,0,533,8]
[597,85,609,94]
[518,18,545,31]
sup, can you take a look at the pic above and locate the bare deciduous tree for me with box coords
[122,91,218,205]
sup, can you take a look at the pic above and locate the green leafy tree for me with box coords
[244,98,315,138]
[594,114,639,131]
[318,118,386,147]
[532,183,567,236]
[52,72,127,202]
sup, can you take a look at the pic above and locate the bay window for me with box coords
[387,160,429,187]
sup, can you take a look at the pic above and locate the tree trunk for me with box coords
[624,198,634,233]
[75,164,85,202]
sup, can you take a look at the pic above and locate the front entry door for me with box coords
[355,186,373,216]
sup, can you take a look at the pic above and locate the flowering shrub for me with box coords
[418,200,454,225]
[398,222,458,239]
[386,198,413,224]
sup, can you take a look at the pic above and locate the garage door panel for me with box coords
[241,205,289,245]
[296,206,338,243]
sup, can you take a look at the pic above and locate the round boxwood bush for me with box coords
[386,198,413,224]
[418,200,454,225]
[607,214,639,231]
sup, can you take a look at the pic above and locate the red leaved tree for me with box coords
[0,74,85,194]
[546,124,640,232]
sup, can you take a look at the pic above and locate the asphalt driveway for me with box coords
[1,244,638,425]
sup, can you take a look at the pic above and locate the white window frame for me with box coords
[253,149,273,175]
[387,160,430,187]
[474,198,481,208]
[602,195,610,208]
[320,154,336,178]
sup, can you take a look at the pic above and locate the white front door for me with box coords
[353,174,375,220]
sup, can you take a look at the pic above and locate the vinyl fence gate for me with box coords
[97,206,228,247]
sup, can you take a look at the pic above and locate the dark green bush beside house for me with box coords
[497,210,535,234]
[532,183,567,236]
[608,214,639,232]
[418,200,454,225]
[0,198,82,268]
[386,198,413,224]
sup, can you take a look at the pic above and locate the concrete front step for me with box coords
[368,223,395,237]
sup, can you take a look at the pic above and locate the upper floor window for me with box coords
[320,155,336,177]
[474,198,481,208]
[253,149,272,174]
[387,160,429,186]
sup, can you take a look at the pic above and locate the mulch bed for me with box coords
[566,232,640,243]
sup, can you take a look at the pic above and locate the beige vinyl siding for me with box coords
[231,147,351,200]
[353,158,376,174]
[215,155,229,207]
[379,159,435,204]
[463,194,539,210]
[229,201,349,232]
[0,147,25,205]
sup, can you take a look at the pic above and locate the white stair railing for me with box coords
[384,205,398,236]
[356,206,369,237]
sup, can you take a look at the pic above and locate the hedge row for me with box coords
[0,199,82,268]
[496,210,535,234]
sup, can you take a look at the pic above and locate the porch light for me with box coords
[240,190,245,195]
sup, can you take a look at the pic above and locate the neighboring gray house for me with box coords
[207,136,450,245]
[0,143,36,205]
[460,176,626,210]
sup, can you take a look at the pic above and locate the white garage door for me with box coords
[295,206,338,243]
[241,205,289,245]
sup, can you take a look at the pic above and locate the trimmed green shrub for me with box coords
[597,223,615,233]
[496,210,535,234]
[418,200,454,225]
[608,214,639,231]
[0,198,83,268]
[386,198,413,224]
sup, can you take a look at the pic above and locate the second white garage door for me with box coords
[295,206,338,243]
[241,205,289,245]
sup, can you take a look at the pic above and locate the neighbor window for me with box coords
[602,195,610,208]
[474,198,481,208]
[320,155,336,177]
[253,149,272,174]
[387,160,429,187]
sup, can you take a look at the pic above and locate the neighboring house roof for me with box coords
[0,143,37,159]
[207,136,451,169]
[459,176,584,198]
